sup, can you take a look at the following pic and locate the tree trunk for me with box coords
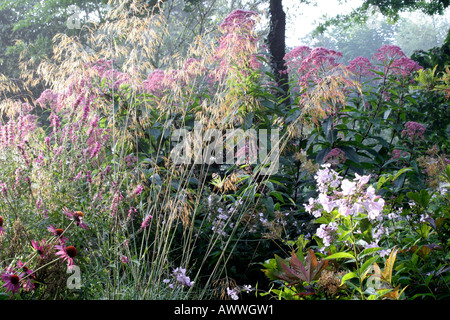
[267,0,289,103]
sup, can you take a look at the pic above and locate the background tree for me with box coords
[314,0,450,34]
[267,0,289,101]
[305,11,448,62]
[0,0,109,103]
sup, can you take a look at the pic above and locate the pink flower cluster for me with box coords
[372,45,405,62]
[0,115,37,148]
[1,268,27,294]
[284,44,422,90]
[214,10,261,80]
[372,45,422,77]
[391,149,409,161]
[282,45,312,75]
[401,121,426,142]
[296,47,343,87]
[140,214,153,229]
[142,69,168,97]
[323,148,346,166]
[346,56,375,78]
[87,59,130,91]
[35,89,59,108]
[219,9,258,34]
[0,209,87,295]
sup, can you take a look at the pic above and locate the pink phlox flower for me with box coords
[354,173,371,187]
[227,287,240,300]
[318,193,336,213]
[341,179,357,196]
[316,223,337,247]
[172,267,195,287]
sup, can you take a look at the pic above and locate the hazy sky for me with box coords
[283,0,364,47]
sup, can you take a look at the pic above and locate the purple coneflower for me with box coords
[31,239,47,258]
[1,269,24,295]
[55,244,77,266]
[0,216,4,235]
[63,208,88,230]
[48,225,69,243]
[16,260,35,292]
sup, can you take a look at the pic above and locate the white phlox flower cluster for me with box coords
[304,164,387,249]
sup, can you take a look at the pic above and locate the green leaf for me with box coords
[269,191,285,203]
[325,252,355,260]
[358,247,383,260]
[376,175,389,191]
[340,271,358,286]
[314,216,331,225]
[359,256,379,281]
[340,146,360,164]
[263,196,274,215]
[392,167,412,181]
